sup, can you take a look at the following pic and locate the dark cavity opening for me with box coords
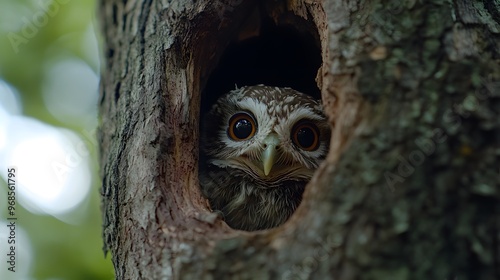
[201,12,322,115]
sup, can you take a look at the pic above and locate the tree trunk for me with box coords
[98,0,500,279]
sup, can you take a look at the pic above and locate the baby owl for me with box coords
[200,85,330,231]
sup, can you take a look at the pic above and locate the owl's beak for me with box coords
[262,134,280,176]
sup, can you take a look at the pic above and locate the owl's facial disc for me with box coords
[204,86,329,186]
[223,113,323,181]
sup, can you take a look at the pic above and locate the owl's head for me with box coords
[202,85,330,185]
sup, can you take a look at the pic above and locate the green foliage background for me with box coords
[0,0,114,279]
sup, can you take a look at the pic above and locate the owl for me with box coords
[199,85,330,231]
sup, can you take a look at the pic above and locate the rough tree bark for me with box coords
[98,0,500,279]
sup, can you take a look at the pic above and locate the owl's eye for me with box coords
[292,122,320,151]
[227,113,257,141]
